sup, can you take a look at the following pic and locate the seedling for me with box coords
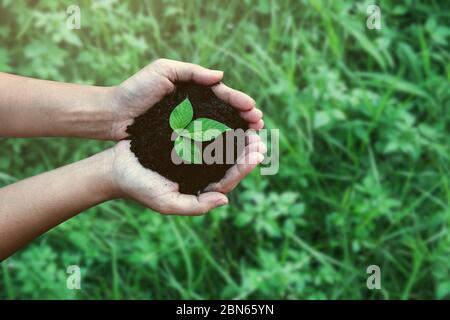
[169,97,231,163]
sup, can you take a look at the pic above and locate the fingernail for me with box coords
[216,198,228,207]
[259,119,265,130]
[258,142,267,154]
[212,70,224,77]
[256,153,264,164]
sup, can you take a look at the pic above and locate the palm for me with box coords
[111,141,180,213]
[110,64,174,140]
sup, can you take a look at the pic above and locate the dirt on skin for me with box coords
[126,83,248,195]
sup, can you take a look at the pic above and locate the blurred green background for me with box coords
[0,0,449,299]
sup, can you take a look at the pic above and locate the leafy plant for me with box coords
[1,0,449,300]
[169,97,231,163]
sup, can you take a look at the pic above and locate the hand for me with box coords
[109,138,266,215]
[105,59,266,215]
[107,58,264,140]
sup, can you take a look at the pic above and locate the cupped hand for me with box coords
[108,58,264,141]
[110,138,266,215]
[107,59,266,215]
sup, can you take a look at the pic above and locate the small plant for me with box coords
[169,97,231,163]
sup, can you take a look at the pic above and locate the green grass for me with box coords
[0,0,449,299]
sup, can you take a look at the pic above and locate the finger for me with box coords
[156,191,229,215]
[206,151,264,194]
[239,108,263,123]
[237,139,267,156]
[245,133,261,145]
[153,59,223,85]
[222,152,264,193]
[211,83,256,111]
[244,141,267,154]
[249,119,264,130]
[164,192,228,216]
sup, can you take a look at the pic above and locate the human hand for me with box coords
[107,58,264,140]
[104,59,266,214]
[0,60,266,260]
[108,137,266,215]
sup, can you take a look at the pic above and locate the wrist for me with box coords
[59,85,117,140]
[84,85,117,140]
[88,148,123,201]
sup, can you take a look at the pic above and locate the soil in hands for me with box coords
[126,83,248,195]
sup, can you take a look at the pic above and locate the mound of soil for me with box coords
[126,83,247,195]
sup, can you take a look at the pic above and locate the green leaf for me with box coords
[313,111,330,129]
[180,118,231,142]
[174,135,202,164]
[169,98,193,130]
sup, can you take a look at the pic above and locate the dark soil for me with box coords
[126,83,248,195]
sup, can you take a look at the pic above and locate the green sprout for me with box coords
[169,97,231,164]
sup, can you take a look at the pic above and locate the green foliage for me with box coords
[170,97,230,163]
[174,135,202,164]
[0,0,449,300]
[169,98,193,130]
[182,118,231,142]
